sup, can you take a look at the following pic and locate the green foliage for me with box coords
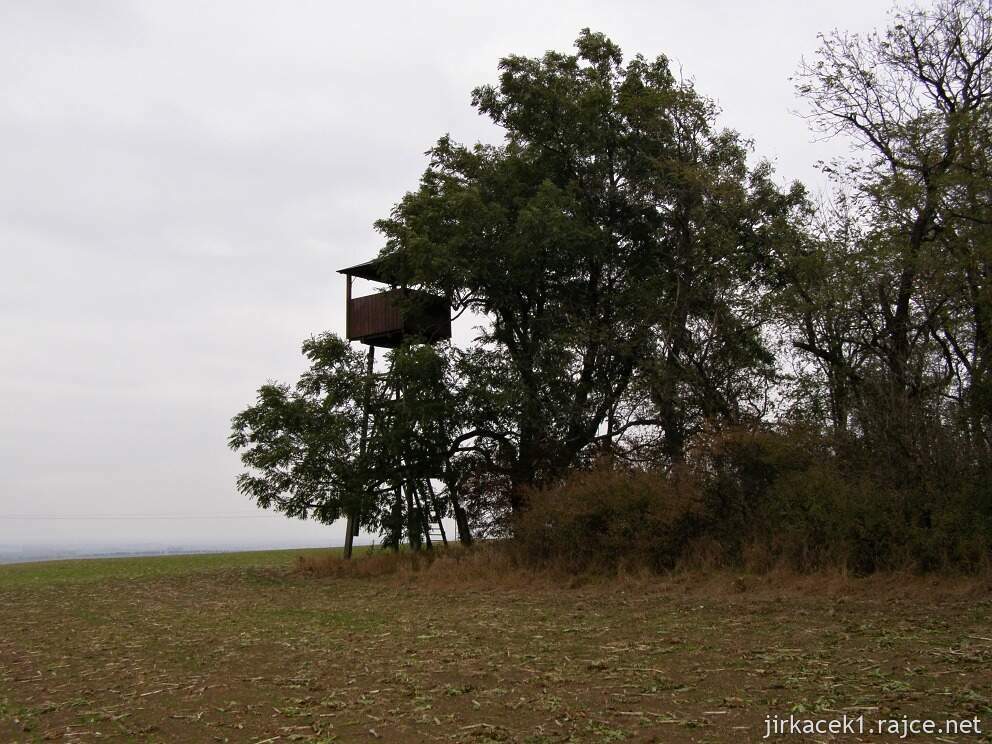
[231,8,992,571]
[376,29,804,497]
[790,0,992,451]
[229,333,369,524]
[230,334,470,545]
[514,466,705,572]
[515,425,991,574]
[703,426,992,573]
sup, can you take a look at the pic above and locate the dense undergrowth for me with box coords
[299,425,992,578]
[516,427,992,575]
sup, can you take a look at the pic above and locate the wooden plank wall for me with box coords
[347,290,404,340]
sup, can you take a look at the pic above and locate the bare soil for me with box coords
[1,551,990,742]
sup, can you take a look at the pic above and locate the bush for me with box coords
[514,467,705,572]
[703,426,992,573]
[510,426,992,575]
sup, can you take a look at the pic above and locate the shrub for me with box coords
[510,426,992,575]
[514,467,705,572]
[703,426,992,573]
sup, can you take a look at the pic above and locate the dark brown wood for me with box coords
[423,479,448,546]
[412,485,432,551]
[345,288,450,347]
[347,290,404,342]
[345,274,352,340]
[338,259,388,282]
[339,257,451,347]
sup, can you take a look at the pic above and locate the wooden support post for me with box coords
[423,479,448,546]
[388,486,403,551]
[412,484,432,550]
[345,274,352,339]
[344,520,354,558]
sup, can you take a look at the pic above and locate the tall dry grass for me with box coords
[294,542,992,600]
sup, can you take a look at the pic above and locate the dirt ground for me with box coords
[1,550,990,743]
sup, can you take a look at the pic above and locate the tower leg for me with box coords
[412,485,433,551]
[444,472,473,546]
[423,479,448,546]
[344,515,355,559]
[405,482,422,551]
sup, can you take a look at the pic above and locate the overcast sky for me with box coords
[0,0,896,554]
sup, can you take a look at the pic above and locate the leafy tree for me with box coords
[370,343,474,545]
[376,30,804,508]
[794,0,992,452]
[229,12,992,568]
[230,334,475,551]
[228,334,369,526]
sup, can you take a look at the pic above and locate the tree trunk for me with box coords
[405,483,422,551]
[448,485,473,546]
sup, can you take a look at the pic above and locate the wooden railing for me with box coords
[346,288,451,346]
[347,289,404,341]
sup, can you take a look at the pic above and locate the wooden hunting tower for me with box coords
[337,257,453,559]
[338,259,451,347]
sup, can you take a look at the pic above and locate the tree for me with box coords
[376,30,804,509]
[371,342,474,546]
[229,13,992,568]
[794,0,992,453]
[228,334,370,527]
[229,334,475,552]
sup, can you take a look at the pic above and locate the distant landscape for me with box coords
[0,543,345,566]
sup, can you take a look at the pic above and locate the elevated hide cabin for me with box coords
[338,259,451,347]
[336,257,453,559]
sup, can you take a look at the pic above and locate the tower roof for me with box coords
[337,258,387,283]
